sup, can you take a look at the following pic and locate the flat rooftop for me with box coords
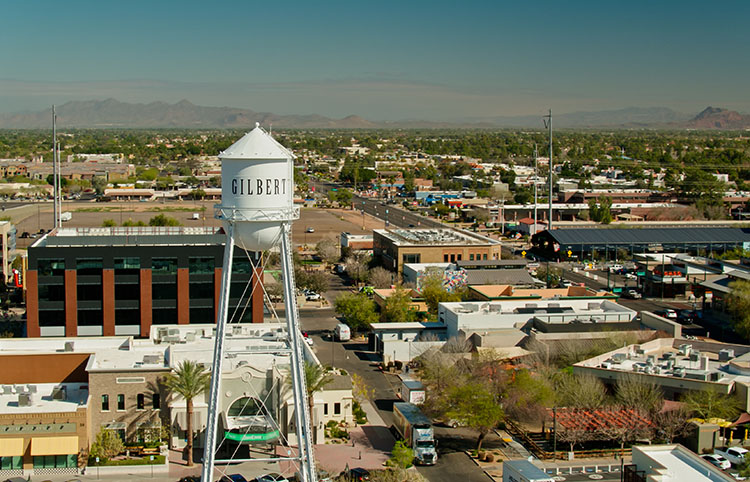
[441,299,635,319]
[32,226,223,248]
[634,445,735,482]
[0,382,88,415]
[470,285,613,300]
[576,337,750,386]
[0,323,294,373]
[374,228,500,246]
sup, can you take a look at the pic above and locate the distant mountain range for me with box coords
[0,99,748,130]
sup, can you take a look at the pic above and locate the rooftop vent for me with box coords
[64,341,74,352]
[51,386,67,401]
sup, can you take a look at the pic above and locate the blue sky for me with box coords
[2,0,748,120]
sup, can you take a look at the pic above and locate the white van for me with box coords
[334,323,351,342]
[192,213,201,220]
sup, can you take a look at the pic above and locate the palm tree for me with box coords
[304,361,333,417]
[164,360,210,466]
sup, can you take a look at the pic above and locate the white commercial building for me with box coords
[629,444,735,481]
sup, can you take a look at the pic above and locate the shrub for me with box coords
[484,453,494,463]
[353,400,368,425]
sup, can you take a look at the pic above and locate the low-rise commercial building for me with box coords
[374,228,502,273]
[0,322,351,478]
[627,444,734,481]
[574,337,750,411]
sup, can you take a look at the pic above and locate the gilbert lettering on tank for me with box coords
[231,177,287,196]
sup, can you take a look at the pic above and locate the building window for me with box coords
[33,454,76,469]
[450,254,455,262]
[114,257,140,270]
[101,394,109,411]
[443,254,449,262]
[189,257,214,274]
[152,393,160,410]
[402,253,421,264]
[76,258,103,273]
[469,254,474,261]
[483,254,488,260]
[137,393,145,410]
[152,258,177,274]
[457,254,462,261]
[117,394,125,411]
[334,403,341,415]
[37,258,65,276]
[324,403,328,415]
[0,456,22,470]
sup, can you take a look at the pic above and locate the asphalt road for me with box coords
[313,179,443,230]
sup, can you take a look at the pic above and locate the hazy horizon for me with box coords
[3,1,749,121]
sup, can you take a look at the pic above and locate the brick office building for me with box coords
[373,228,503,274]
[26,227,264,338]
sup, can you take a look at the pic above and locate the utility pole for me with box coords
[543,110,552,229]
[52,106,58,229]
[533,144,538,234]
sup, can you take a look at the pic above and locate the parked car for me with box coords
[220,475,248,482]
[715,446,749,466]
[339,468,370,481]
[609,264,624,273]
[678,310,700,324]
[702,453,731,470]
[305,292,321,301]
[625,272,638,280]
[306,227,315,233]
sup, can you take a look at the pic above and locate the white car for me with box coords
[702,454,731,470]
[304,337,314,346]
[609,264,624,273]
[625,272,637,280]
[305,292,322,301]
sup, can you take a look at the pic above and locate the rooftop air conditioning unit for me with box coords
[679,344,692,356]
[64,341,74,352]
[719,349,735,362]
[18,393,32,407]
[51,386,66,401]
[601,362,613,369]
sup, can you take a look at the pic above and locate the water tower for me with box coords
[201,124,317,482]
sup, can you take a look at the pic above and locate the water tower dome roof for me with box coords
[219,124,294,160]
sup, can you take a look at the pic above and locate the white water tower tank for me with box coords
[216,124,299,250]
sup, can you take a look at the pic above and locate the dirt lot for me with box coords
[10,201,380,250]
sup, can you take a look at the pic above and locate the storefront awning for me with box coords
[31,436,78,456]
[0,438,24,457]
[174,411,203,431]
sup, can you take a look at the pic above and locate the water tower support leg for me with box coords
[280,222,317,482]
[201,224,235,482]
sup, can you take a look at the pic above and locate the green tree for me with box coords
[335,188,353,206]
[588,195,613,224]
[148,214,182,226]
[683,388,741,420]
[420,272,460,314]
[334,292,378,332]
[387,440,414,469]
[138,167,159,181]
[445,381,504,451]
[297,269,330,294]
[189,188,206,200]
[46,174,68,188]
[728,279,750,340]
[164,360,211,466]
[102,219,116,227]
[89,427,125,463]
[92,176,108,195]
[504,369,555,423]
[383,285,417,324]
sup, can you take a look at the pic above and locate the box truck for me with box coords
[393,402,437,465]
[398,376,425,405]
[502,460,554,482]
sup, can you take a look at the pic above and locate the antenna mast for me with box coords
[543,110,552,230]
